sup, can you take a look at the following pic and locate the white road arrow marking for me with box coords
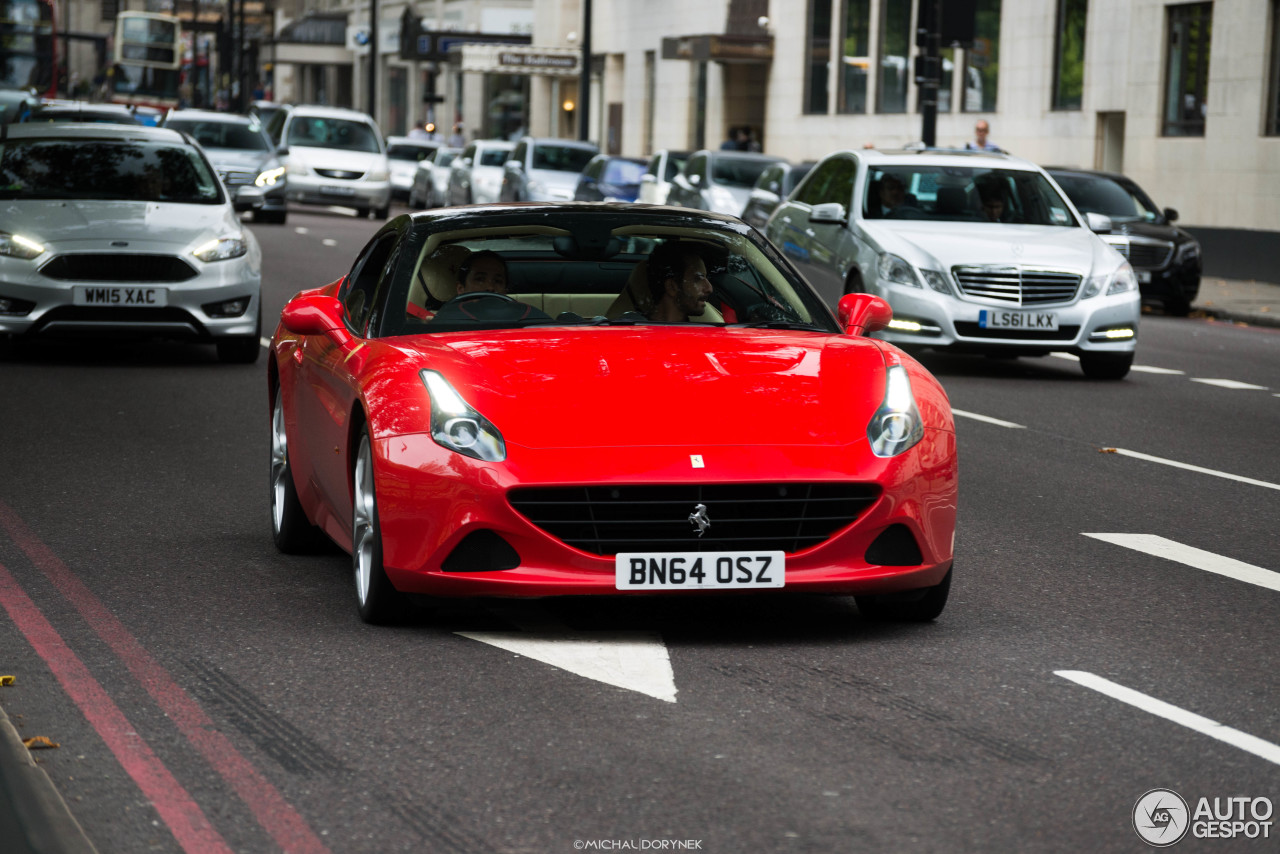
[457,624,678,703]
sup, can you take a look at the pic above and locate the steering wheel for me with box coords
[452,292,516,304]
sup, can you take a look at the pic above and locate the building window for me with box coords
[839,0,871,113]
[1270,1,1280,134]
[1163,2,1213,137]
[962,0,1001,112]
[1052,0,1087,110]
[806,0,834,114]
[878,0,912,113]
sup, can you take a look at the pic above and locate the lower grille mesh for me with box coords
[508,483,881,556]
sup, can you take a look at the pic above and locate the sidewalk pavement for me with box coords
[0,275,1274,854]
[1191,276,1280,328]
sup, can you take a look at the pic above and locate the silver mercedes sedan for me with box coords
[0,123,264,362]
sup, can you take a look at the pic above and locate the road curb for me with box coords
[1194,307,1280,330]
[0,703,97,854]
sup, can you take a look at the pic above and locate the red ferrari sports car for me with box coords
[269,204,957,624]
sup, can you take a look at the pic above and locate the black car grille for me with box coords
[508,483,881,556]
[952,267,1081,306]
[40,254,199,283]
[953,322,1080,340]
[1124,240,1174,269]
[314,168,364,180]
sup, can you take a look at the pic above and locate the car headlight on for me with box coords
[867,365,925,457]
[192,236,248,262]
[877,253,923,289]
[0,231,45,259]
[420,370,506,462]
[1082,262,1138,298]
[255,166,286,187]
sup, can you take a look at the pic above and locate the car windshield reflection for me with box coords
[864,166,1078,226]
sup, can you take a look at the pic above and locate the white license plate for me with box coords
[978,309,1058,330]
[73,286,167,307]
[1136,271,1152,284]
[616,551,785,590]
[321,185,356,196]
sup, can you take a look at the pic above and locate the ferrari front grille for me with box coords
[952,267,1081,306]
[40,254,199,283]
[508,483,881,556]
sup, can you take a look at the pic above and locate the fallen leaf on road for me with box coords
[1099,448,1117,454]
[0,675,14,686]
[23,736,60,750]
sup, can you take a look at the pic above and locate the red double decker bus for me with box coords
[0,0,56,120]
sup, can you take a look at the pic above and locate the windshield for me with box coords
[434,150,459,168]
[377,219,838,337]
[0,139,223,203]
[1050,173,1160,223]
[478,147,512,167]
[388,143,435,161]
[532,145,597,172]
[863,165,1078,226]
[287,117,381,153]
[166,119,270,151]
[712,156,778,189]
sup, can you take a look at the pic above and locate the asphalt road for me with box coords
[1,205,1277,853]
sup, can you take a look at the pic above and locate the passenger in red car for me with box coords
[428,250,550,324]
[646,242,713,321]
[455,251,509,295]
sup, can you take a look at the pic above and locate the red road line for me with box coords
[0,561,233,853]
[0,501,330,854]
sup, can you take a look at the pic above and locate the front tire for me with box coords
[271,388,325,553]
[352,426,406,624]
[374,204,390,220]
[1079,352,1133,380]
[855,569,951,622]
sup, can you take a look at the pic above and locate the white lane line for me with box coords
[1131,365,1185,375]
[1055,671,1280,767]
[951,409,1025,429]
[293,227,309,234]
[1083,533,1280,593]
[322,238,339,247]
[1190,378,1270,390]
[1108,448,1280,491]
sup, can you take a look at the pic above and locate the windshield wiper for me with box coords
[730,320,824,330]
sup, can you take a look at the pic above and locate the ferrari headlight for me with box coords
[0,231,45,259]
[421,370,506,462]
[867,365,925,457]
[877,253,922,289]
[192,236,248,262]
[255,166,286,187]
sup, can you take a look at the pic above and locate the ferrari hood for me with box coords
[419,329,889,450]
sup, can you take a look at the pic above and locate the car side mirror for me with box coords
[1163,207,1179,223]
[837,293,893,336]
[233,185,265,212]
[810,202,847,226]
[1085,211,1113,234]
[281,293,353,346]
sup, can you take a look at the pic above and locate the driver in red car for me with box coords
[646,242,716,322]
[429,250,550,324]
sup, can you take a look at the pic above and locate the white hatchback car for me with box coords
[765,148,1140,379]
[268,105,392,219]
[0,123,263,362]
[447,139,515,206]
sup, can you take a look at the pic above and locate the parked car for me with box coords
[1046,167,1202,316]
[447,139,515,205]
[574,154,647,202]
[741,160,816,231]
[764,148,1140,379]
[638,149,690,204]
[24,102,142,125]
[164,109,288,224]
[248,100,286,129]
[408,146,460,209]
[268,203,956,624]
[385,136,440,201]
[666,150,786,216]
[499,137,599,202]
[265,105,392,219]
[0,123,264,362]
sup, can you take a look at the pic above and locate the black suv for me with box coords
[1047,167,1202,315]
